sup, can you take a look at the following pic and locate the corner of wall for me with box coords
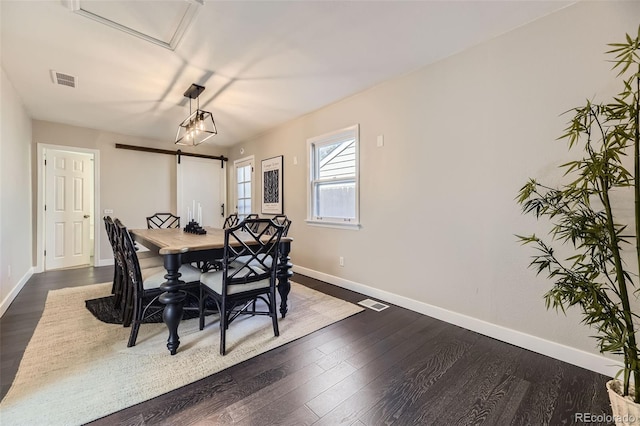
[0,267,34,318]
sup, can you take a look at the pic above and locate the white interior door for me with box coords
[45,149,93,270]
[177,156,226,228]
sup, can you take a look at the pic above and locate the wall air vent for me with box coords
[50,70,77,88]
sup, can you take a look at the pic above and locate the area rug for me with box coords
[0,281,363,425]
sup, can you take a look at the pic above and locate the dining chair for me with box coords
[198,218,285,355]
[103,216,126,309]
[146,212,180,229]
[115,218,201,347]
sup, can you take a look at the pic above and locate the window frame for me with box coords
[306,124,360,229]
[233,156,254,221]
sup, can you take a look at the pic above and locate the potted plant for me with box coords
[517,27,640,423]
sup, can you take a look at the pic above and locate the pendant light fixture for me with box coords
[175,83,217,146]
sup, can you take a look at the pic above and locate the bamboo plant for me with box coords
[517,27,640,403]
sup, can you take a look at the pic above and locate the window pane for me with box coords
[238,200,248,216]
[315,181,355,218]
[319,140,355,180]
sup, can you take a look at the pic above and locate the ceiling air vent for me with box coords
[50,70,77,88]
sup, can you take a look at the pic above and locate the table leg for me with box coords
[159,253,186,355]
[277,241,293,318]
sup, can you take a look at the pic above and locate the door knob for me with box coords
[84,214,90,219]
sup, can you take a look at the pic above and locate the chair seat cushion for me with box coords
[143,264,202,290]
[201,267,270,295]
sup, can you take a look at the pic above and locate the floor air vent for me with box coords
[50,70,77,88]
[358,298,389,312]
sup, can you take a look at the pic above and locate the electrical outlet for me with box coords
[339,256,344,267]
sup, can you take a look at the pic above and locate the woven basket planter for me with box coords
[607,380,640,425]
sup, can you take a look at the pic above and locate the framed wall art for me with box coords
[261,155,283,214]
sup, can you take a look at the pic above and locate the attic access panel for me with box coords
[68,0,202,50]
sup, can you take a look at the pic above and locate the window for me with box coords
[307,124,359,228]
[234,157,254,220]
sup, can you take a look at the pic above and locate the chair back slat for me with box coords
[104,216,116,250]
[271,215,291,236]
[115,218,144,296]
[243,214,260,232]
[104,216,123,267]
[223,213,239,229]
[147,213,180,229]
[222,219,284,289]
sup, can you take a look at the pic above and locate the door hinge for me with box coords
[44,159,47,166]
[44,205,47,211]
[44,250,47,256]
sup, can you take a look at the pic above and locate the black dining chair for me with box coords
[115,218,201,347]
[198,218,285,355]
[104,216,126,310]
[146,212,180,229]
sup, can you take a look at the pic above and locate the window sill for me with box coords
[305,219,361,230]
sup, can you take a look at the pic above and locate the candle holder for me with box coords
[184,220,206,235]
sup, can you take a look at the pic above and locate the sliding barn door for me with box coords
[177,156,226,228]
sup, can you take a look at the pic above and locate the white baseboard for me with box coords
[96,258,114,267]
[0,267,35,318]
[293,265,622,378]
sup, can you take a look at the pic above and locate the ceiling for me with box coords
[1,0,574,148]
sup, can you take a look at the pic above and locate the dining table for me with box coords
[129,226,293,355]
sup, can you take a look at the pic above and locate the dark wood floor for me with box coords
[1,266,614,425]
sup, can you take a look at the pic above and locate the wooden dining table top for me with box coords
[130,226,292,255]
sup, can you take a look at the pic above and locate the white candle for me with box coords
[198,203,202,224]
[192,200,196,222]
[187,207,191,222]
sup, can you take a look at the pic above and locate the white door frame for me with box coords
[36,143,101,272]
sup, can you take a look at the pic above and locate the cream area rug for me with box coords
[0,281,363,425]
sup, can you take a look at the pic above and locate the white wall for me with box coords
[1,68,34,315]
[31,120,230,266]
[227,1,639,375]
